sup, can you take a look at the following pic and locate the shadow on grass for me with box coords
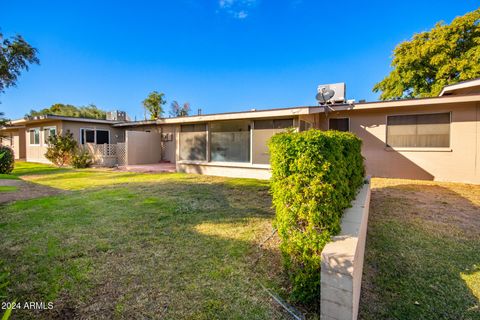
[0,178,295,319]
[359,182,480,319]
[12,161,72,177]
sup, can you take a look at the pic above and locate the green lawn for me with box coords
[0,186,18,192]
[2,162,479,319]
[0,162,290,319]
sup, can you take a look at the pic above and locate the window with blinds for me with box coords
[386,113,450,148]
[329,118,349,132]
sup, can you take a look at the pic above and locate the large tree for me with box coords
[26,103,107,119]
[143,91,166,120]
[0,111,7,126]
[169,101,190,117]
[374,8,480,100]
[0,32,39,95]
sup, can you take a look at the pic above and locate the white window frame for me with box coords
[29,127,41,146]
[43,126,57,144]
[328,117,350,132]
[80,128,111,145]
[80,128,94,144]
[95,129,111,145]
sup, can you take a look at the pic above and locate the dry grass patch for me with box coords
[360,178,480,319]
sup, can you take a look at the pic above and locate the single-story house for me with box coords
[1,115,125,164]
[1,79,480,184]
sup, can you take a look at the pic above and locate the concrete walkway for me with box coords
[118,163,176,173]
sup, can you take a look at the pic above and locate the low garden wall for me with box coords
[320,178,371,320]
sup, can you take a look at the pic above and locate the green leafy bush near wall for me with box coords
[268,129,365,303]
[71,150,93,169]
[45,132,78,167]
[0,146,14,174]
[45,132,92,168]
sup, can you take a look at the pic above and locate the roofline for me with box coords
[4,93,480,130]
[0,125,24,131]
[113,106,321,127]
[9,114,123,126]
[332,93,480,112]
[439,78,480,96]
[116,94,480,126]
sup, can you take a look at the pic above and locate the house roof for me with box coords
[439,78,480,96]
[115,93,480,126]
[325,93,480,113]
[7,114,123,126]
[113,106,322,127]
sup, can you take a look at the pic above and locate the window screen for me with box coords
[387,113,450,148]
[96,130,109,144]
[29,129,40,145]
[252,118,293,164]
[253,119,293,129]
[179,124,207,161]
[329,118,349,132]
[210,120,250,163]
[44,127,56,144]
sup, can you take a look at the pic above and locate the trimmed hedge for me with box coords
[0,145,15,174]
[268,129,365,302]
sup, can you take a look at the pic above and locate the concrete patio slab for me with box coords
[118,163,176,173]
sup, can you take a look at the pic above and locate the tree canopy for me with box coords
[373,8,480,100]
[0,32,39,95]
[26,104,107,119]
[143,91,166,120]
[169,101,190,117]
[0,111,7,126]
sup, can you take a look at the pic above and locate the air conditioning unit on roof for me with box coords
[316,83,346,105]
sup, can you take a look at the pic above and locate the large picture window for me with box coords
[387,113,450,148]
[179,124,207,161]
[210,120,250,163]
[29,128,40,145]
[80,129,110,144]
[252,118,293,164]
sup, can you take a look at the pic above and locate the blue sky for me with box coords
[1,1,478,120]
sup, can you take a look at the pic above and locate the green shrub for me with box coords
[71,149,93,168]
[45,131,78,167]
[268,129,364,303]
[0,146,14,174]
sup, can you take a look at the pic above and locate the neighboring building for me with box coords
[1,115,125,163]
[1,79,480,183]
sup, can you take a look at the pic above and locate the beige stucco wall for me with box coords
[0,128,26,159]
[125,131,162,165]
[177,162,271,179]
[319,102,480,184]
[124,124,176,163]
[25,121,62,163]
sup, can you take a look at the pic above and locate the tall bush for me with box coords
[45,132,78,167]
[0,145,14,174]
[268,129,364,302]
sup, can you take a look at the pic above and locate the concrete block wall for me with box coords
[320,179,371,320]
